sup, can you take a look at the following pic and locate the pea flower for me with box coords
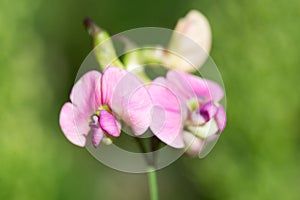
[148,70,226,156]
[165,10,212,72]
[59,66,152,147]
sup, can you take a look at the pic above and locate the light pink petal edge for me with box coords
[70,70,102,119]
[148,77,184,148]
[167,70,224,102]
[59,102,87,147]
[215,105,226,132]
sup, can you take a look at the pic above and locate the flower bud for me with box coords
[83,18,123,69]
[165,10,212,72]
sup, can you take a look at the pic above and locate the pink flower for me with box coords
[148,70,226,155]
[59,66,152,148]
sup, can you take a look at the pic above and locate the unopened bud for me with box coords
[83,18,123,69]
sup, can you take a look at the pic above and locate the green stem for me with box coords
[148,167,159,200]
[134,137,150,164]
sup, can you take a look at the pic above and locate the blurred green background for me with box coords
[1,0,300,199]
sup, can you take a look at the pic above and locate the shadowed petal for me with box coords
[59,103,87,147]
[183,131,205,157]
[187,119,218,139]
[148,77,184,148]
[99,110,120,137]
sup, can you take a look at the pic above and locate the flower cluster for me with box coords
[148,70,226,156]
[59,10,226,157]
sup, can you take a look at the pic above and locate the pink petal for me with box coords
[167,70,224,102]
[99,110,120,137]
[148,78,184,148]
[70,70,102,120]
[124,81,152,135]
[102,66,152,135]
[165,70,195,102]
[59,103,87,147]
[215,105,226,132]
[91,127,104,148]
[199,101,218,122]
[126,93,152,134]
[101,67,126,106]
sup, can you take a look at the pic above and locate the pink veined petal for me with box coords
[99,110,120,137]
[59,102,87,147]
[102,66,152,135]
[70,70,102,118]
[91,127,104,148]
[148,77,184,148]
[126,84,152,135]
[101,66,126,107]
[181,71,224,101]
[166,70,196,102]
[215,105,226,132]
[167,70,224,102]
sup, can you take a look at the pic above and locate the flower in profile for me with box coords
[165,10,212,72]
[59,66,151,148]
[148,70,226,156]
